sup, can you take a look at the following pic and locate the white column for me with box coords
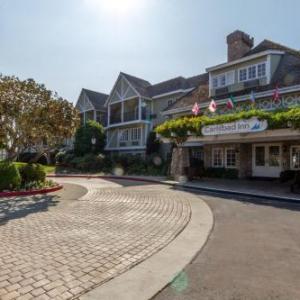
[94,110,97,122]
[108,105,111,126]
[121,101,124,123]
[139,97,142,120]
[83,111,86,124]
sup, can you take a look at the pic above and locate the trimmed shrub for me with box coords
[0,163,21,191]
[280,170,296,183]
[74,120,105,156]
[146,131,160,155]
[71,154,105,172]
[204,168,238,179]
[55,151,75,166]
[19,163,46,184]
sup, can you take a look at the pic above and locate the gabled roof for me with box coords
[82,89,108,111]
[118,72,208,99]
[212,42,300,100]
[165,40,300,113]
[120,72,151,98]
[148,76,190,97]
[163,73,209,111]
[244,39,300,57]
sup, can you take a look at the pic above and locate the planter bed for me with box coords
[0,184,63,198]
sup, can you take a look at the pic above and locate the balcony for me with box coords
[110,115,122,124]
[124,110,139,122]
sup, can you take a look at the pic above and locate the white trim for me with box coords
[266,54,271,84]
[162,84,300,115]
[206,50,285,72]
[211,71,235,89]
[237,62,267,83]
[105,146,146,151]
[105,120,151,129]
[290,145,300,170]
[138,97,142,121]
[152,88,194,99]
[212,147,224,168]
[225,147,237,169]
[105,74,143,106]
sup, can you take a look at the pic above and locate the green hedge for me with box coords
[19,163,46,184]
[0,163,22,191]
[204,168,239,179]
[155,107,300,141]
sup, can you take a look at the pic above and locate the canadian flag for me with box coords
[208,99,217,113]
[192,102,200,116]
[273,84,280,103]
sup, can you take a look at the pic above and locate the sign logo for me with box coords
[201,117,268,136]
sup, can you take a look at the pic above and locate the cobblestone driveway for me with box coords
[0,178,191,300]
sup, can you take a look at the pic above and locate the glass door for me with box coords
[253,144,282,177]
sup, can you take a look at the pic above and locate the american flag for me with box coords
[192,102,200,115]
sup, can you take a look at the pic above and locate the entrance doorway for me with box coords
[252,144,282,177]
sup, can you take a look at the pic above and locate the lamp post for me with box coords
[91,137,96,153]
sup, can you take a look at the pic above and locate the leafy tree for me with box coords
[0,75,80,161]
[146,131,160,155]
[74,120,106,156]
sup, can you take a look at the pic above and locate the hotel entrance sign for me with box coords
[201,117,268,136]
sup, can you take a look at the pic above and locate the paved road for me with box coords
[154,193,300,300]
[0,178,191,300]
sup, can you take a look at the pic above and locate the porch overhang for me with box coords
[161,128,300,145]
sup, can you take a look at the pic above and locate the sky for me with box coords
[1,0,300,103]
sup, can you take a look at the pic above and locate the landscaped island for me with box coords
[0,162,57,193]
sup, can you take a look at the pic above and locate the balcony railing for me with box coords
[124,110,139,122]
[109,108,152,125]
[110,115,121,124]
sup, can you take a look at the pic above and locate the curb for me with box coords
[79,189,214,300]
[0,185,63,198]
[178,183,300,204]
[48,174,300,204]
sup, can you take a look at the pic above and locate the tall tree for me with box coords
[0,75,80,161]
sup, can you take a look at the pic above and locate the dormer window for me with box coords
[239,62,266,82]
[257,63,266,77]
[211,71,234,89]
[248,66,256,79]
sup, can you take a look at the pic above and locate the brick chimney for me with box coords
[227,30,254,62]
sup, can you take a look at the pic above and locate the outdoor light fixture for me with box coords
[91,137,96,145]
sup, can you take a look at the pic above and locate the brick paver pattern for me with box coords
[0,178,191,300]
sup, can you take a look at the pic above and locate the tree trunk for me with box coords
[170,147,190,181]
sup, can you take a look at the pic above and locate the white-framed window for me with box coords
[290,146,300,169]
[257,63,266,78]
[211,71,235,89]
[212,77,218,88]
[120,129,129,141]
[239,69,247,81]
[225,148,237,168]
[212,148,223,167]
[239,62,267,82]
[131,127,141,141]
[248,65,256,79]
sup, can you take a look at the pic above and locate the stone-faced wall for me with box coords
[239,143,252,178]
